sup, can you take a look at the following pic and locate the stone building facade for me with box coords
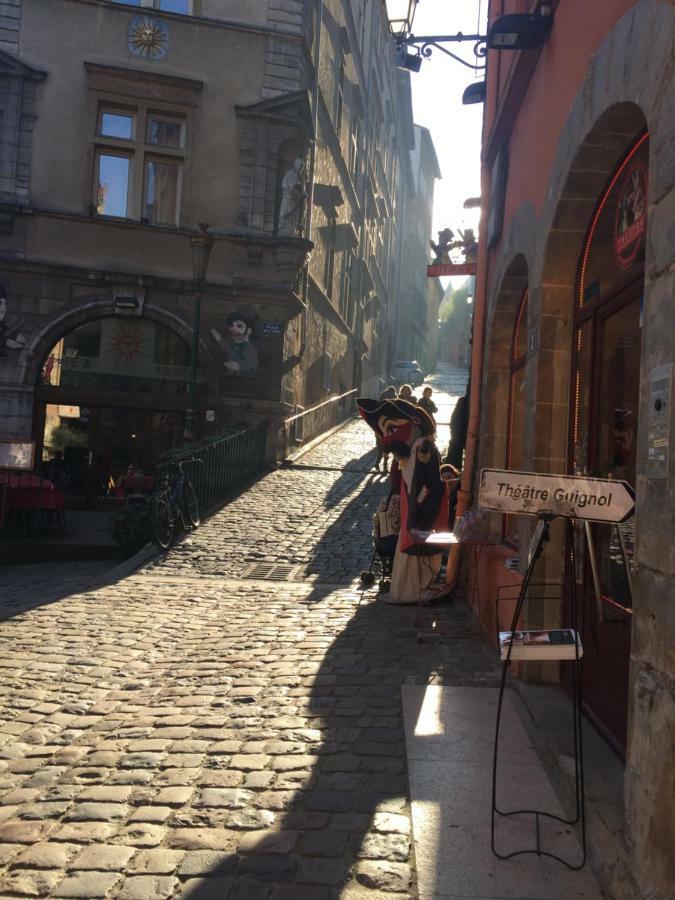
[465,2,675,898]
[395,123,440,374]
[0,0,408,490]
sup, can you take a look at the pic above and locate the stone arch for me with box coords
[21,295,220,391]
[530,0,674,476]
[480,253,529,478]
[480,196,537,478]
[534,102,649,475]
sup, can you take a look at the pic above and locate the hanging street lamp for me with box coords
[386,2,554,77]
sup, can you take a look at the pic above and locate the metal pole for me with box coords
[185,282,201,439]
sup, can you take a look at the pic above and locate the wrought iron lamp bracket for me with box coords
[399,32,487,71]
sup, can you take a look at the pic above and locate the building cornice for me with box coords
[64,0,307,44]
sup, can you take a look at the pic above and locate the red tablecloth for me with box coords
[0,472,47,489]
[0,473,65,512]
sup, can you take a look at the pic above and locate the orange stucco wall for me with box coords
[486,0,638,276]
[474,1,640,630]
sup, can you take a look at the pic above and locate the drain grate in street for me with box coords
[241,562,301,582]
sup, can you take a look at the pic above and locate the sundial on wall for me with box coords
[129,16,169,60]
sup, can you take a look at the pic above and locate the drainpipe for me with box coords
[446,162,490,589]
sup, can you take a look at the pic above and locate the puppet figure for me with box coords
[429,228,456,264]
[357,397,451,605]
[211,312,258,376]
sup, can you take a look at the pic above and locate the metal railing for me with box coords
[157,421,268,510]
[283,389,358,451]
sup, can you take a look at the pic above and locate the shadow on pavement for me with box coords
[322,448,379,510]
[304,473,389,588]
[0,560,116,622]
[182,589,496,898]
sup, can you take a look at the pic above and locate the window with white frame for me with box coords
[334,52,345,138]
[112,0,193,14]
[340,249,354,324]
[94,104,185,225]
[349,113,359,182]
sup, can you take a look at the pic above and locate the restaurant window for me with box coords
[503,287,528,547]
[94,104,185,225]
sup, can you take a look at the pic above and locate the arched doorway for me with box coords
[568,129,648,753]
[35,315,199,503]
[480,253,529,536]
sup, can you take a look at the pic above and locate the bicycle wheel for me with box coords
[153,497,174,549]
[183,480,200,528]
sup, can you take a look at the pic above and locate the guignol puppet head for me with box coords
[357,397,435,460]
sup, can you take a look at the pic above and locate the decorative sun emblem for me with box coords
[129,16,169,60]
[106,323,150,369]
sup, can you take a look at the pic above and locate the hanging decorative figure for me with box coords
[357,397,451,605]
[211,312,258,376]
[277,158,308,236]
[458,227,478,263]
[430,228,459,264]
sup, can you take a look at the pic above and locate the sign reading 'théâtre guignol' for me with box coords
[478,469,635,523]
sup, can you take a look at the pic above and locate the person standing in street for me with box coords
[445,381,470,470]
[398,383,418,405]
[417,386,438,421]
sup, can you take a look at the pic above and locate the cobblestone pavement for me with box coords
[0,367,500,899]
[142,418,384,585]
[1,563,113,619]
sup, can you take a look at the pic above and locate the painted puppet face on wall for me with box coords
[229,319,249,340]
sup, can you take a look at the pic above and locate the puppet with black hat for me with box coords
[357,397,451,604]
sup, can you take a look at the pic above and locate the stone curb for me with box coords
[91,541,159,590]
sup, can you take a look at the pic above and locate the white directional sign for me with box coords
[479,469,635,523]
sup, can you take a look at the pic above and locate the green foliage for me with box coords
[108,503,152,558]
[44,423,89,455]
[439,280,471,330]
[438,279,474,367]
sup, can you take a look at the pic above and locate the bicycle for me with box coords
[152,458,202,550]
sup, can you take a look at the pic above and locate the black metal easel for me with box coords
[491,514,587,869]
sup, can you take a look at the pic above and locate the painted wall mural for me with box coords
[211,312,258,376]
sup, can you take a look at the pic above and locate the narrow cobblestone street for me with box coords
[0,370,504,900]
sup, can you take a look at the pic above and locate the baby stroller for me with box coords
[360,495,400,593]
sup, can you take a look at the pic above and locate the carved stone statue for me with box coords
[277,158,307,236]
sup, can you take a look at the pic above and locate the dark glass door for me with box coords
[571,290,641,753]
